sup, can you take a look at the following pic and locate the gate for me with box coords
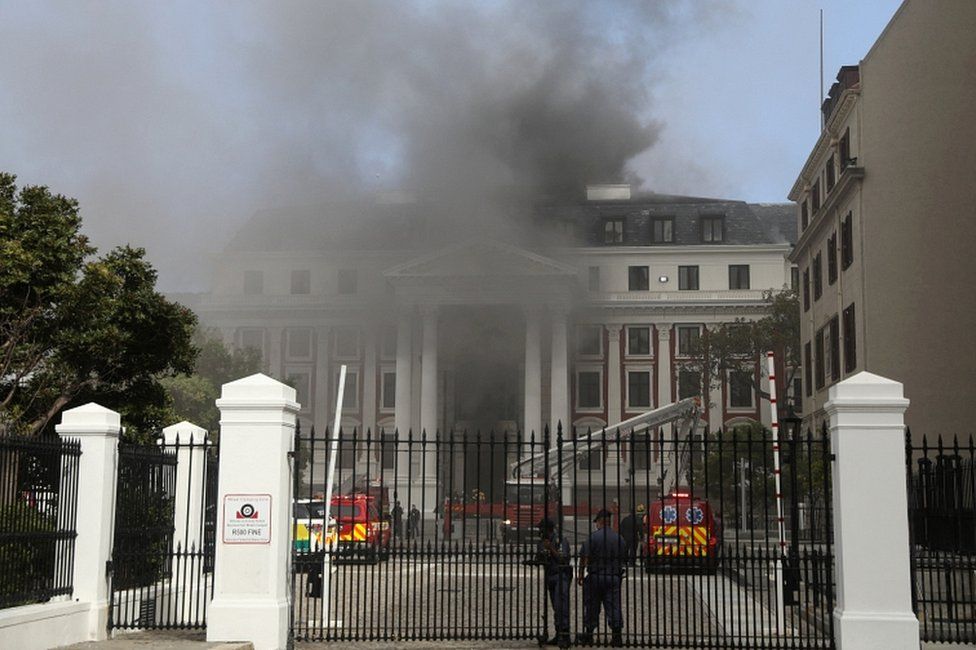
[108,435,219,630]
[290,419,835,648]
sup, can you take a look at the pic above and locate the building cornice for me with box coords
[789,87,861,201]
[566,244,793,257]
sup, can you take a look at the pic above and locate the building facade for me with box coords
[788,0,976,434]
[191,185,796,506]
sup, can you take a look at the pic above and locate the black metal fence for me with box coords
[290,421,834,648]
[907,432,976,643]
[0,434,81,609]
[109,435,219,630]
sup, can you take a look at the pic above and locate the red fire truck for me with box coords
[331,493,391,563]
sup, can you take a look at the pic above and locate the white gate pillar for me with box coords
[162,421,208,552]
[207,373,299,650]
[825,371,919,650]
[55,402,121,641]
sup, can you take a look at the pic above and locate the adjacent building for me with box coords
[788,0,976,434]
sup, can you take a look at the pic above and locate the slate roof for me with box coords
[224,192,796,252]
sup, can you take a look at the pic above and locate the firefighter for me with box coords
[536,517,571,649]
[577,509,626,647]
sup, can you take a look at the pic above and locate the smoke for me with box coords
[0,1,730,289]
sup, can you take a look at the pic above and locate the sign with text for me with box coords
[222,494,272,544]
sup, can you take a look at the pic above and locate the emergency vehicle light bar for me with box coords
[509,397,703,479]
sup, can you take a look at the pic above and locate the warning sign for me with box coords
[222,494,272,544]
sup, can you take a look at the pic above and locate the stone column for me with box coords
[55,403,121,641]
[395,316,413,436]
[362,324,378,437]
[656,326,672,408]
[162,421,208,552]
[824,372,919,650]
[523,307,542,442]
[207,374,299,650]
[313,326,331,430]
[267,327,283,379]
[607,324,622,426]
[549,309,570,438]
[418,305,439,513]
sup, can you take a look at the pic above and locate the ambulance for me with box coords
[331,493,391,563]
[643,491,722,573]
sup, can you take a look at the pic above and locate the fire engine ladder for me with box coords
[508,397,704,483]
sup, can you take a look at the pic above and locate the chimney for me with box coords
[586,184,631,201]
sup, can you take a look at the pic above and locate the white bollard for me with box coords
[825,372,920,650]
[206,374,299,650]
[55,403,121,641]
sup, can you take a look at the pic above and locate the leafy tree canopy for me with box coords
[0,173,198,439]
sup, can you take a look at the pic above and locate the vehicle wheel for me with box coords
[366,547,379,564]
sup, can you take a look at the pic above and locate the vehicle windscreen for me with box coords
[294,504,310,519]
[333,504,363,519]
[505,485,547,504]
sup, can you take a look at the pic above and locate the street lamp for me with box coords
[782,401,803,606]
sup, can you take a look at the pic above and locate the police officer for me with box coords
[577,509,626,647]
[536,517,571,648]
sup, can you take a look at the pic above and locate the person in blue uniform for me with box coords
[576,509,626,647]
[535,517,572,648]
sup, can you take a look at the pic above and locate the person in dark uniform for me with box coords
[618,503,645,562]
[535,517,572,648]
[391,500,404,540]
[577,509,626,647]
[407,505,421,540]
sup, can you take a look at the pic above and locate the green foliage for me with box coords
[161,327,261,434]
[0,173,198,438]
[0,503,56,607]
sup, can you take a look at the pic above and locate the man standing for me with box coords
[618,504,645,562]
[407,505,421,540]
[535,517,572,648]
[391,500,404,540]
[577,509,626,647]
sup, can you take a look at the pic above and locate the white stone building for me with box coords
[189,184,796,504]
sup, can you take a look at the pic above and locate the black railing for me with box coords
[290,422,834,648]
[907,432,976,643]
[109,435,218,630]
[0,434,81,609]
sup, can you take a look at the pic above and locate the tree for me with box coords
[0,173,197,438]
[161,327,262,434]
[685,288,800,417]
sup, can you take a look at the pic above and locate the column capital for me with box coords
[607,324,622,341]
[657,326,672,340]
[419,303,439,319]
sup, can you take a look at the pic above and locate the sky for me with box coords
[0,0,904,291]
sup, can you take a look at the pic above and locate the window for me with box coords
[335,431,357,469]
[813,253,823,300]
[791,266,799,292]
[381,371,396,410]
[627,371,652,409]
[336,370,358,409]
[827,232,838,285]
[841,212,854,270]
[829,316,840,382]
[628,266,649,291]
[576,370,602,409]
[631,432,653,470]
[577,326,602,356]
[626,326,651,356]
[839,127,851,168]
[678,266,699,291]
[588,266,601,291]
[240,329,264,356]
[290,269,310,295]
[286,328,312,360]
[728,265,750,290]
[826,154,836,193]
[678,369,701,399]
[333,327,360,358]
[811,179,821,212]
[578,432,602,471]
[337,269,358,294]
[804,342,813,397]
[815,329,825,390]
[792,377,803,413]
[701,216,725,243]
[243,270,263,295]
[603,218,625,244]
[729,370,754,409]
[803,268,810,312]
[801,202,809,231]
[676,326,701,357]
[380,432,397,469]
[843,303,857,373]
[285,370,311,410]
[652,217,674,243]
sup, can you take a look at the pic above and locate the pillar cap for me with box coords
[218,373,299,408]
[55,402,121,436]
[824,371,910,415]
[162,421,209,445]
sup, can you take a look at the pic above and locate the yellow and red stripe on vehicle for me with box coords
[339,523,369,542]
[651,525,712,557]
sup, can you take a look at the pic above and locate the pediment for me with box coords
[385,241,578,279]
